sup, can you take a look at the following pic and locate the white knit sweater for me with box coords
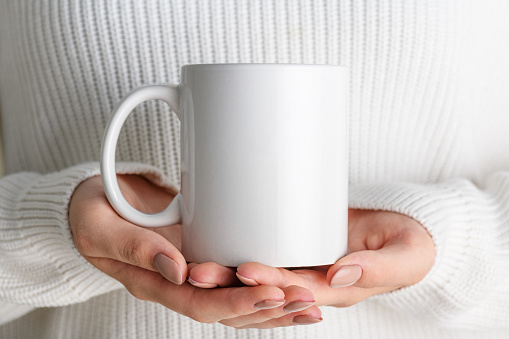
[1,0,509,338]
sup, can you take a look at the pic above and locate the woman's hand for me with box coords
[188,209,435,309]
[69,175,320,328]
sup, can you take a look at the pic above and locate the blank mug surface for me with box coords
[101,64,348,268]
[179,64,348,267]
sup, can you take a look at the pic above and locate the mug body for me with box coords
[179,64,348,267]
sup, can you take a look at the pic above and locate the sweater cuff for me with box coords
[348,179,499,327]
[15,162,174,306]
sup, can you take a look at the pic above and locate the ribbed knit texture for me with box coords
[1,0,509,338]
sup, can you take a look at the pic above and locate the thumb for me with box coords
[327,240,432,289]
[116,224,187,285]
[76,215,187,285]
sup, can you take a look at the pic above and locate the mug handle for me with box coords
[100,85,181,227]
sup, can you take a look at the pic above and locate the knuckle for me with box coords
[219,287,250,317]
[121,236,146,266]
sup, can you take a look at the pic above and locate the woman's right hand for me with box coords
[68,175,320,328]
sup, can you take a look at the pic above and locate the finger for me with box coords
[116,224,187,284]
[236,309,323,329]
[236,262,313,289]
[236,263,389,308]
[220,285,318,328]
[328,228,435,289]
[188,262,239,288]
[90,257,288,324]
[184,284,286,324]
[237,263,334,304]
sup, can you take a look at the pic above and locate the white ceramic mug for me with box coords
[101,63,348,267]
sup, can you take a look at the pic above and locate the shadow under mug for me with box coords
[101,63,348,267]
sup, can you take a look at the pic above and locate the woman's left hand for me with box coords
[187,209,435,327]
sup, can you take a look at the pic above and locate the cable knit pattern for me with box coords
[1,0,509,338]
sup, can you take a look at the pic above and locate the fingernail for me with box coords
[283,300,316,313]
[330,265,362,288]
[187,277,218,289]
[236,273,260,286]
[253,299,286,310]
[154,253,183,285]
[292,315,323,325]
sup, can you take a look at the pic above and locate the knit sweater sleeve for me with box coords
[349,172,509,329]
[0,161,172,309]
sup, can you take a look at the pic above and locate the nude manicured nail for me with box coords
[330,265,362,288]
[154,253,183,285]
[188,277,218,288]
[292,315,323,325]
[236,273,260,286]
[283,300,316,313]
[253,299,286,310]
